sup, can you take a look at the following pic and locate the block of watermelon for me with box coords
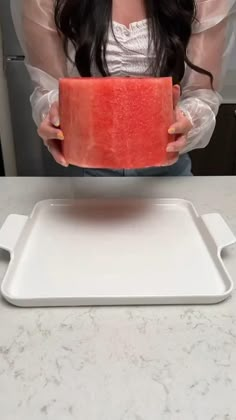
[59,77,177,169]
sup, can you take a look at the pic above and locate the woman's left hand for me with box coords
[167,86,193,153]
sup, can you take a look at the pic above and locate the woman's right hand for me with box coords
[37,102,68,167]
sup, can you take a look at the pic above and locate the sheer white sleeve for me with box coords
[10,0,67,126]
[179,0,236,153]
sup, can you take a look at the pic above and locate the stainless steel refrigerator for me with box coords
[0,0,82,176]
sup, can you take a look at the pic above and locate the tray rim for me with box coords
[0,198,235,307]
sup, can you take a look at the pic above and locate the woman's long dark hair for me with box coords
[54,0,213,85]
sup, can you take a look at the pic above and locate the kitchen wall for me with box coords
[220,22,236,103]
[0,27,16,175]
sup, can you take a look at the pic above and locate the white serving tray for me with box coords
[0,199,235,307]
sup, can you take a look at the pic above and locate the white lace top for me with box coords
[11,0,236,153]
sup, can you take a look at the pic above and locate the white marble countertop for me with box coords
[0,177,236,420]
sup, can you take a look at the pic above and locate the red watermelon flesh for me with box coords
[60,77,177,169]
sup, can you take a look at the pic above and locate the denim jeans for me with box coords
[82,154,192,177]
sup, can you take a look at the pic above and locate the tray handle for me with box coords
[0,214,28,253]
[201,213,236,251]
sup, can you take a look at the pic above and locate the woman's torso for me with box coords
[68,0,154,77]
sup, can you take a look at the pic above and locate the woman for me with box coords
[11,0,236,176]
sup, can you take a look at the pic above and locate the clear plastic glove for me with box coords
[37,102,68,167]
[167,85,193,154]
